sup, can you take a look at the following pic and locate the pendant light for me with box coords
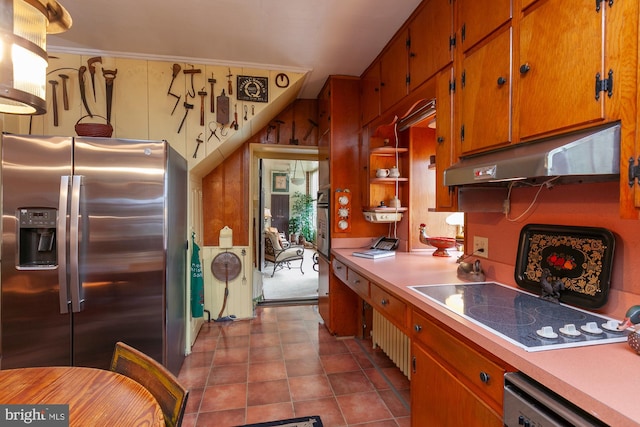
[291,160,305,185]
[0,0,71,115]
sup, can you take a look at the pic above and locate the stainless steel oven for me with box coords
[316,187,330,259]
[504,372,607,426]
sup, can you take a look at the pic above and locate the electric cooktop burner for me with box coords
[409,282,630,352]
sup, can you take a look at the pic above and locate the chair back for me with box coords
[111,341,188,427]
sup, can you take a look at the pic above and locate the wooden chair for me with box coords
[110,341,189,427]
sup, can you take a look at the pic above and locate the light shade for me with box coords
[0,0,71,115]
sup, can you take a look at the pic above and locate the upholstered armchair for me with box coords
[264,230,304,277]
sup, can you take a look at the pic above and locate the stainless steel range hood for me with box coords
[444,123,620,186]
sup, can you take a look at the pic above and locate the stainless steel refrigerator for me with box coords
[0,134,187,375]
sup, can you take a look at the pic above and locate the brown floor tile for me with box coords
[282,342,318,360]
[293,397,346,427]
[250,321,279,334]
[195,408,245,427]
[336,391,393,425]
[285,357,325,377]
[200,383,247,412]
[247,379,291,406]
[178,366,210,389]
[352,420,400,427]
[219,321,252,336]
[320,353,360,374]
[245,402,294,425]
[208,364,248,386]
[213,346,249,365]
[280,330,312,344]
[328,371,375,396]
[317,339,349,355]
[248,360,287,383]
[249,332,280,348]
[184,387,203,415]
[378,389,411,417]
[181,350,214,370]
[217,334,250,349]
[249,345,283,363]
[381,367,410,391]
[289,374,333,401]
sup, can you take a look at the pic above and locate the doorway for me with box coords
[256,154,319,303]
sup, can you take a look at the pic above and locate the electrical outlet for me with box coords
[473,236,488,258]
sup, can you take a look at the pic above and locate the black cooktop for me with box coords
[410,282,630,352]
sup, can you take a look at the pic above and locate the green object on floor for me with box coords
[190,232,204,318]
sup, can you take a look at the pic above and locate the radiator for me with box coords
[371,309,411,379]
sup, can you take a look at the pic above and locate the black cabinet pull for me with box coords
[479,371,491,383]
[519,63,531,74]
[414,324,422,332]
[497,76,507,86]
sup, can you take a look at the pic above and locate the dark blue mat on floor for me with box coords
[238,415,323,427]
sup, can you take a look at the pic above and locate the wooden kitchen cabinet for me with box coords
[459,28,512,155]
[408,0,453,92]
[516,0,606,140]
[457,0,511,52]
[435,67,457,211]
[411,344,503,427]
[380,29,409,113]
[361,61,381,126]
[411,309,506,426]
[318,257,359,336]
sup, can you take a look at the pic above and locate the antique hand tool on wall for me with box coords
[303,119,318,141]
[226,68,233,95]
[208,74,216,113]
[102,69,117,124]
[177,101,194,133]
[274,119,284,143]
[183,65,202,98]
[231,104,239,130]
[78,66,93,117]
[48,80,59,126]
[207,121,220,142]
[87,56,102,101]
[193,133,204,158]
[59,74,70,110]
[216,89,229,125]
[198,88,207,126]
[289,120,299,145]
[243,105,248,121]
[167,63,181,115]
[266,123,276,142]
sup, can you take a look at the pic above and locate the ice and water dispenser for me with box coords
[17,208,57,269]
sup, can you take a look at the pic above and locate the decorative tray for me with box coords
[514,224,616,309]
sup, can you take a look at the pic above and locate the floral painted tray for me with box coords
[514,224,616,309]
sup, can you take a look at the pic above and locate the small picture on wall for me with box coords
[272,172,289,193]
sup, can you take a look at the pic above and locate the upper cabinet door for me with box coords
[361,61,381,125]
[380,29,409,113]
[517,0,605,140]
[408,0,453,91]
[458,0,512,52]
[460,29,512,154]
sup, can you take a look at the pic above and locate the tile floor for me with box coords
[178,304,411,427]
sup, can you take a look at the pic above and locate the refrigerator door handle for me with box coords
[57,176,71,314]
[69,175,84,313]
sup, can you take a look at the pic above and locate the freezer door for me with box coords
[72,138,167,368]
[1,135,74,369]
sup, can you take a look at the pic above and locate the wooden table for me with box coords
[0,366,165,426]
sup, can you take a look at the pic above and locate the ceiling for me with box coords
[48,0,423,99]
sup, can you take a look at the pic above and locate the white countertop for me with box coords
[332,247,640,427]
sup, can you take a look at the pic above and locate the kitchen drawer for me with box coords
[332,259,347,284]
[346,269,369,299]
[370,283,407,330]
[412,309,505,410]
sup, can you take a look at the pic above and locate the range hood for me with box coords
[444,122,620,186]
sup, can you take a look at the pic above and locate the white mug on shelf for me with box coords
[376,168,390,178]
[388,166,400,178]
